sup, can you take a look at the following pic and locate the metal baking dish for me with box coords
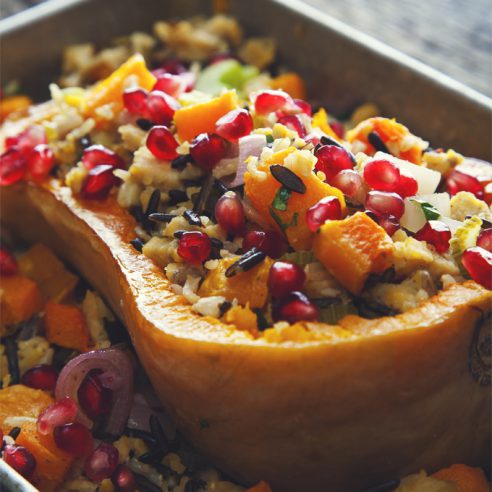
[0,0,491,489]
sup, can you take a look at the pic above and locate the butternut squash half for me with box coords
[1,181,490,492]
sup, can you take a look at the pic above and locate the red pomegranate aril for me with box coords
[123,88,148,115]
[306,196,342,232]
[446,169,484,199]
[6,125,46,157]
[331,169,366,203]
[477,229,492,253]
[243,230,287,259]
[37,396,78,435]
[153,74,185,98]
[363,159,400,192]
[54,422,94,457]
[26,144,55,180]
[277,114,306,137]
[215,109,254,142]
[146,126,179,161]
[112,465,137,492]
[365,191,405,219]
[0,147,27,186]
[0,246,18,276]
[330,120,345,139]
[190,133,228,171]
[414,220,451,254]
[254,90,292,115]
[462,247,492,290]
[293,99,312,116]
[146,90,180,126]
[78,369,113,419]
[378,215,400,236]
[2,445,36,479]
[215,192,246,235]
[84,442,119,482]
[268,262,306,299]
[396,172,418,198]
[178,231,212,264]
[272,291,319,323]
[81,165,118,200]
[21,364,58,391]
[315,145,354,182]
[82,145,123,170]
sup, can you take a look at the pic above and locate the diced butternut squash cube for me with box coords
[246,481,273,492]
[432,464,490,492]
[0,275,43,331]
[269,72,306,100]
[244,148,346,250]
[174,90,239,142]
[223,304,258,335]
[0,95,32,122]
[44,301,91,352]
[313,212,394,294]
[18,244,78,302]
[0,385,73,484]
[311,108,341,141]
[83,53,156,119]
[199,257,274,308]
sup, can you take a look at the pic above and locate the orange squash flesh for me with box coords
[0,181,490,492]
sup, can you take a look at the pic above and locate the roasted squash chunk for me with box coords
[313,212,394,294]
[199,256,274,308]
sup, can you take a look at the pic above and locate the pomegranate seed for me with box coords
[81,165,119,200]
[330,120,345,139]
[112,465,137,492]
[215,109,254,142]
[84,442,119,482]
[177,231,211,264]
[305,196,342,232]
[414,220,451,254]
[78,369,113,419]
[293,99,312,116]
[215,192,246,235]
[462,247,492,289]
[477,228,492,253]
[26,144,55,180]
[21,364,58,391]
[378,215,400,236]
[153,74,186,98]
[315,145,354,182]
[254,90,292,115]
[395,171,418,198]
[0,428,3,446]
[331,169,366,203]
[446,169,484,199]
[363,159,400,192]
[272,291,319,323]
[0,147,27,185]
[123,88,148,115]
[277,114,306,137]
[2,445,36,479]
[54,422,93,457]
[268,262,306,299]
[82,145,124,170]
[146,90,180,126]
[365,191,405,219]
[190,133,228,170]
[243,230,287,259]
[159,59,187,75]
[0,247,17,276]
[6,125,46,157]
[37,396,78,435]
[146,126,179,161]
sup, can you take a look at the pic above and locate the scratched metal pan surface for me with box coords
[0,0,491,489]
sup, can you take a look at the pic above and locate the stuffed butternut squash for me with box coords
[1,14,491,492]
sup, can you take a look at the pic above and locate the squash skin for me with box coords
[1,181,490,492]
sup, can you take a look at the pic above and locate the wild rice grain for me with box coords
[183,210,203,227]
[130,238,144,252]
[145,189,161,217]
[136,118,154,131]
[225,248,266,277]
[5,336,20,385]
[148,213,175,223]
[8,427,21,440]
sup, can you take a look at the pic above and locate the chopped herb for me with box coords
[266,134,274,144]
[269,208,298,232]
[272,186,291,211]
[412,200,441,220]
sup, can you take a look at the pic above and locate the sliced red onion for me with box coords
[55,348,134,436]
[127,393,153,432]
[226,134,267,188]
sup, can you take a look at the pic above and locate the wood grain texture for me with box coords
[1,0,491,96]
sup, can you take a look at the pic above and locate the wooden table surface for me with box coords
[1,0,491,98]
